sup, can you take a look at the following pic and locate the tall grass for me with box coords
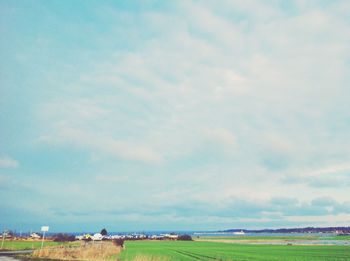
[32,241,122,260]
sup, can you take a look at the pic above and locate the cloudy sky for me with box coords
[1,0,350,232]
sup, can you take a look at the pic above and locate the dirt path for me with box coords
[0,250,33,256]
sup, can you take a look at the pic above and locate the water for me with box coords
[191,232,350,246]
[192,232,335,237]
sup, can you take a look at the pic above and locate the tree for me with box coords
[113,238,124,247]
[53,233,75,242]
[100,228,108,236]
[178,234,192,241]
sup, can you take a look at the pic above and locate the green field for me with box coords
[118,240,350,261]
[0,240,77,250]
[2,239,350,260]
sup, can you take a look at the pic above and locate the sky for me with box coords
[1,0,350,233]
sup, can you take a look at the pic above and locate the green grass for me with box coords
[323,235,350,240]
[118,240,350,261]
[3,239,350,260]
[0,240,78,250]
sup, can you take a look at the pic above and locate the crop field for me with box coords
[118,240,350,261]
[2,239,350,260]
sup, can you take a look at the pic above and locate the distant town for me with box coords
[2,226,350,243]
[221,226,350,235]
[1,229,192,242]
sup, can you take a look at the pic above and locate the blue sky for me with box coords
[1,0,350,233]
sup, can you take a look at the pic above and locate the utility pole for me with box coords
[41,230,45,249]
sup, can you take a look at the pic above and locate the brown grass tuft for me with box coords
[32,241,122,260]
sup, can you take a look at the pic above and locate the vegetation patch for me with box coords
[0,240,76,251]
[118,240,350,261]
[52,233,76,242]
[32,241,122,260]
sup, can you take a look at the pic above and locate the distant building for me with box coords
[92,233,103,241]
[30,233,41,239]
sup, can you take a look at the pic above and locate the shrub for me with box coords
[53,233,76,242]
[100,228,108,236]
[177,234,192,241]
[32,241,122,259]
[113,238,124,247]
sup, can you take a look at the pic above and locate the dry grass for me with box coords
[32,241,122,260]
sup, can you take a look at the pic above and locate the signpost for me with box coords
[41,226,49,249]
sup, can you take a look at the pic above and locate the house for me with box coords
[30,233,41,239]
[91,233,103,241]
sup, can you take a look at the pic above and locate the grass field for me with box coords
[2,239,350,260]
[0,240,78,250]
[118,240,350,261]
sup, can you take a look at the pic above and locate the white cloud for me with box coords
[203,127,237,148]
[35,0,350,199]
[0,156,19,168]
[286,213,350,226]
[307,163,350,177]
[18,0,350,228]
[40,127,162,164]
[283,162,350,183]
[95,174,130,183]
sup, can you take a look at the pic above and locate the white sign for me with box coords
[41,226,49,232]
